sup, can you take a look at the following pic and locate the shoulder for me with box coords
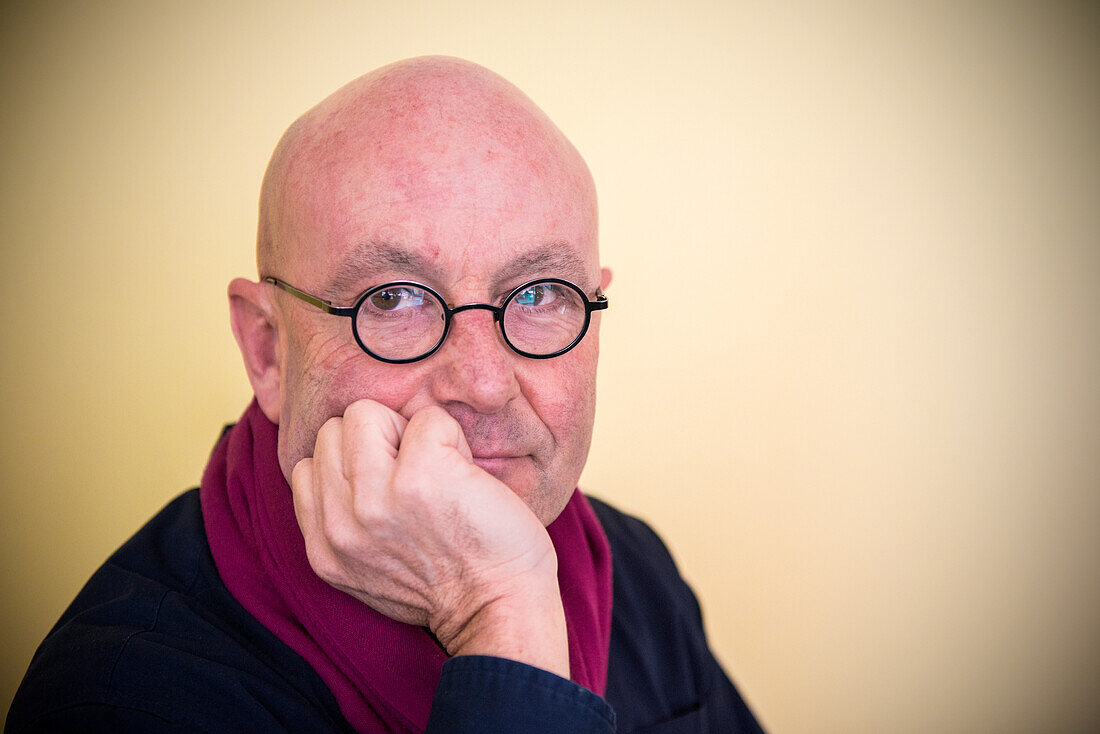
[585,495,766,734]
[586,495,697,621]
[587,495,682,575]
[7,490,349,734]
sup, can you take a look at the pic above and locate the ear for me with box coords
[228,278,283,424]
[600,267,613,291]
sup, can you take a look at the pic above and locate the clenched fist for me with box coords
[290,399,570,678]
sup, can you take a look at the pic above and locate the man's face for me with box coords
[270,113,603,526]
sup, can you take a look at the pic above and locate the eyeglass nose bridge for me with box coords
[447,302,504,320]
[431,301,513,363]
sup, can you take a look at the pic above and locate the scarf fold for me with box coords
[200,400,613,732]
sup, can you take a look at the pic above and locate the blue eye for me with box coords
[515,284,558,307]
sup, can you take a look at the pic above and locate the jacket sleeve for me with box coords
[426,656,616,733]
[6,703,188,733]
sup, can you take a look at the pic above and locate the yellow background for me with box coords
[2,2,1098,732]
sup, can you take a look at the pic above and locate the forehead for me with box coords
[279,126,598,296]
[327,240,593,298]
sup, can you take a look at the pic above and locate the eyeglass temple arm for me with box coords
[262,277,358,317]
[588,294,609,312]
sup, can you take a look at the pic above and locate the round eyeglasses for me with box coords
[264,276,609,364]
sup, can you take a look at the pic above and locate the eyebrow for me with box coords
[325,241,440,299]
[492,243,593,291]
[324,239,594,301]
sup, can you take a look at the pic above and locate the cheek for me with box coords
[524,346,598,457]
[276,328,424,477]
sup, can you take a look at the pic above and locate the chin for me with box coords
[473,456,537,498]
[473,457,570,526]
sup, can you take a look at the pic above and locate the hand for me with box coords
[290,399,570,677]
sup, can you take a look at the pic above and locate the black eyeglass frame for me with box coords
[263,276,609,364]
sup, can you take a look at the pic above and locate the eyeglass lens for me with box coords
[355,281,589,361]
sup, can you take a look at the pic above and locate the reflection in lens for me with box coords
[514,282,565,307]
[503,281,586,355]
[369,287,421,311]
[357,285,445,360]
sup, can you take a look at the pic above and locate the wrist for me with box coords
[434,575,570,680]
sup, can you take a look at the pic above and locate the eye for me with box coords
[368,286,426,312]
[514,283,562,307]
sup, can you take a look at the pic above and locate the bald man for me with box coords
[8,58,764,733]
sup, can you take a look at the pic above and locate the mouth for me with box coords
[471,454,529,476]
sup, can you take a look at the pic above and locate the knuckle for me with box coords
[302,539,340,582]
[343,451,368,486]
[344,398,382,424]
[350,493,380,529]
[321,513,359,557]
[390,466,434,509]
[406,405,455,439]
[316,415,344,446]
[291,457,313,488]
[343,400,401,465]
[415,404,451,424]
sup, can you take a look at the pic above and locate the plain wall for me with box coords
[2,2,1098,732]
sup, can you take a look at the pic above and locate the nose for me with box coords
[427,306,520,414]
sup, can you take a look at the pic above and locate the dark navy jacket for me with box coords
[6,489,764,733]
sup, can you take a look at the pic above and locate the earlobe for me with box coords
[228,278,283,423]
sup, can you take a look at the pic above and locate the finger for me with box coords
[313,414,349,494]
[340,398,407,489]
[399,405,475,470]
[290,456,318,535]
[290,455,336,578]
[294,417,346,551]
[310,415,361,555]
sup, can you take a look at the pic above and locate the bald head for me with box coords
[256,56,597,281]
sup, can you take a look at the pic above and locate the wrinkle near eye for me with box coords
[310,332,362,372]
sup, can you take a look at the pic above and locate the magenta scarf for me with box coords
[200,400,613,732]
